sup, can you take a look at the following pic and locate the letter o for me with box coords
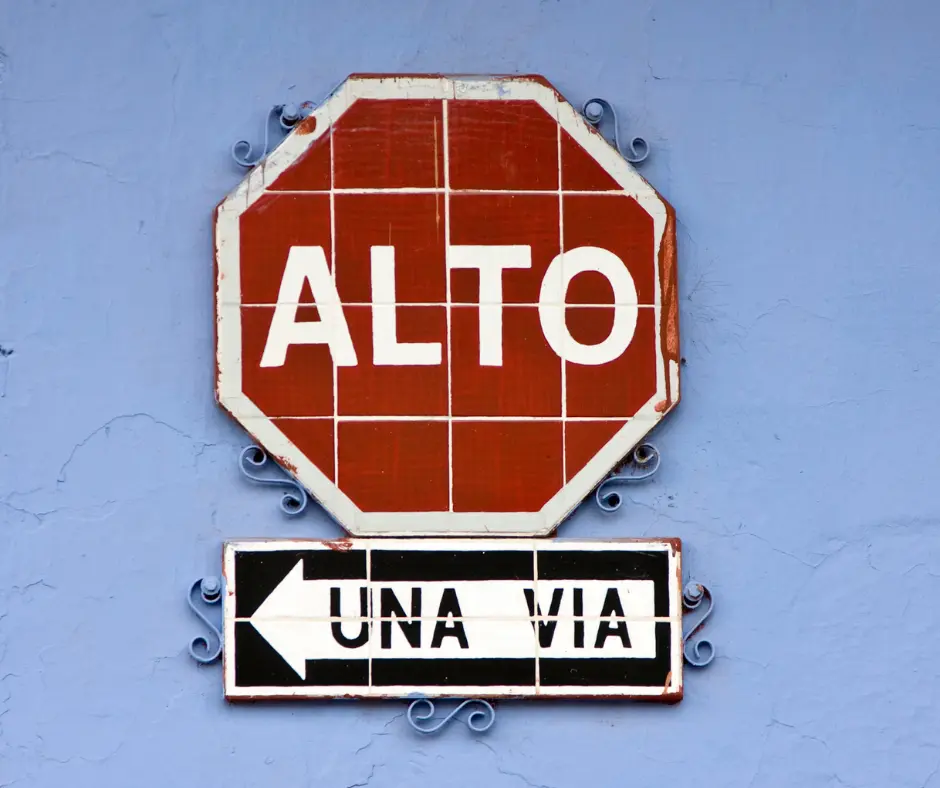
[538,247,639,366]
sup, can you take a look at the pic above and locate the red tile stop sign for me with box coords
[215,75,679,536]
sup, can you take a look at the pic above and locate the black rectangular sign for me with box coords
[223,538,682,700]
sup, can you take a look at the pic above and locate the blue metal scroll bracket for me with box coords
[682,581,715,667]
[231,101,315,168]
[239,445,309,516]
[595,443,661,512]
[188,576,224,664]
[406,697,496,735]
[581,97,650,165]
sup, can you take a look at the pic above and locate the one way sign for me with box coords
[223,538,683,700]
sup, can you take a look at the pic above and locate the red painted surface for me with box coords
[338,306,448,416]
[333,99,444,189]
[451,420,563,512]
[267,137,330,191]
[241,306,333,417]
[338,421,449,511]
[565,420,626,481]
[566,307,657,417]
[449,193,559,304]
[240,193,331,304]
[450,305,561,417]
[562,194,655,305]
[560,129,621,191]
[448,101,558,191]
[274,418,336,482]
[223,76,678,526]
[334,193,445,303]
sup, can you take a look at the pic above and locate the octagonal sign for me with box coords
[215,74,679,536]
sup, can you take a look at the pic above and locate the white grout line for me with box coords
[443,99,454,514]
[366,544,372,690]
[330,116,339,487]
[239,302,658,308]
[257,415,636,422]
[533,548,540,692]
[264,188,635,196]
[557,121,566,487]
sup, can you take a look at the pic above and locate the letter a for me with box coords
[594,588,631,649]
[260,246,358,368]
[430,588,469,649]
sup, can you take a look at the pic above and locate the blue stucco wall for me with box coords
[2,1,939,785]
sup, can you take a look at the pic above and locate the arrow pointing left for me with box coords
[249,560,370,679]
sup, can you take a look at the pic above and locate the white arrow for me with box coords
[249,560,369,679]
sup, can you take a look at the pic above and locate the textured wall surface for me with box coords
[2,1,939,786]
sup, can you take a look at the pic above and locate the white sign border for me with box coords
[215,75,678,537]
[222,537,683,701]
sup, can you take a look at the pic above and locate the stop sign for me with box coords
[215,74,679,536]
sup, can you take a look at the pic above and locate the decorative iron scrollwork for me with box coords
[595,443,661,512]
[682,581,715,667]
[231,101,315,168]
[407,697,496,734]
[239,445,309,516]
[581,97,649,164]
[188,576,223,664]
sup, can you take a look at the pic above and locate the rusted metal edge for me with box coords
[657,201,680,413]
